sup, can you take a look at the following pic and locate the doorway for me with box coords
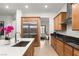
[40,17,49,46]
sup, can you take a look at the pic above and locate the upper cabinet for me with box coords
[54,12,67,31]
[72,4,79,31]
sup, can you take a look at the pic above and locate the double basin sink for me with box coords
[12,41,30,47]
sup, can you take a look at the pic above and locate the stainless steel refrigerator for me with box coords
[22,22,37,38]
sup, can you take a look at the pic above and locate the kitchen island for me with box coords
[0,38,35,56]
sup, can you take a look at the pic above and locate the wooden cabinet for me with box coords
[74,49,79,56]
[51,36,53,46]
[51,36,57,50]
[64,44,74,56]
[21,17,40,47]
[54,12,67,31]
[72,4,79,31]
[51,36,75,56]
[23,41,34,56]
[56,39,64,56]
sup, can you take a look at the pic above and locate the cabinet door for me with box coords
[56,39,64,56]
[53,37,57,50]
[58,14,63,30]
[58,15,61,30]
[54,12,67,31]
[64,44,74,56]
[58,12,67,30]
[74,49,79,56]
[23,41,34,56]
[72,4,79,30]
[51,36,53,46]
[54,18,56,30]
[54,17,58,30]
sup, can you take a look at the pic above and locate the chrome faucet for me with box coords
[15,33,17,43]
[15,32,20,43]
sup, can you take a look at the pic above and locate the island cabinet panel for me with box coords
[23,41,34,56]
[56,39,64,56]
[54,12,67,31]
[72,4,79,31]
[74,49,79,56]
[64,44,74,56]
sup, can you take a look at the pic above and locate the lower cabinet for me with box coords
[51,37,57,50]
[23,41,34,56]
[56,39,64,56]
[74,49,79,56]
[51,36,76,56]
[64,44,74,56]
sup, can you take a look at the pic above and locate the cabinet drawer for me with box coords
[64,44,74,56]
[56,39,63,45]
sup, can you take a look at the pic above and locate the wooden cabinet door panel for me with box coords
[74,49,79,56]
[56,45,63,56]
[23,41,34,56]
[64,44,73,56]
[51,37,57,50]
[54,19,56,30]
[54,12,67,31]
[56,39,64,55]
[72,4,79,30]
[54,17,58,30]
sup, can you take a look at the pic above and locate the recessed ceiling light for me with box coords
[25,5,28,8]
[45,5,48,8]
[5,5,9,9]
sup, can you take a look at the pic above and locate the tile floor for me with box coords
[34,40,58,56]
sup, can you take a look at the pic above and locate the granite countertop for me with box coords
[51,33,79,50]
[0,38,35,56]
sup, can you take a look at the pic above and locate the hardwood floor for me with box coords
[34,40,58,56]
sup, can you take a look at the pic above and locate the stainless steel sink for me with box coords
[12,41,30,47]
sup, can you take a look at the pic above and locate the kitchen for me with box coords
[0,3,79,56]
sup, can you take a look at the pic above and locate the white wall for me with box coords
[53,4,67,18]
[23,13,56,17]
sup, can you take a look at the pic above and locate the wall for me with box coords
[53,4,67,18]
[55,4,79,38]
[23,13,56,18]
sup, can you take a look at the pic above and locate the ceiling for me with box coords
[0,3,65,16]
